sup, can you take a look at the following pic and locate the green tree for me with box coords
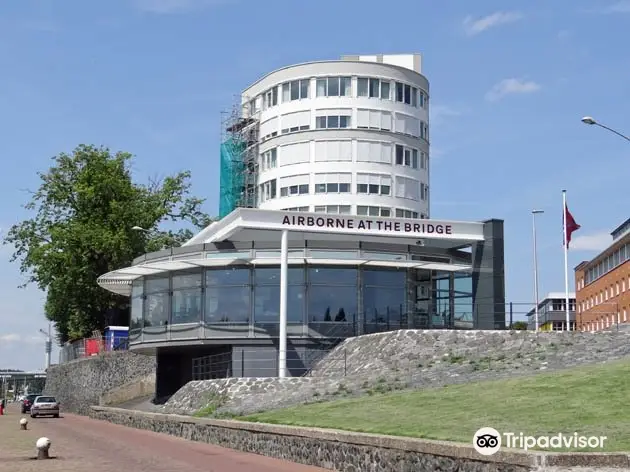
[3,145,213,343]
[510,321,529,330]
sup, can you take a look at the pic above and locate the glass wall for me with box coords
[453,273,473,325]
[254,267,305,325]
[172,272,202,324]
[130,279,144,334]
[307,267,357,322]
[363,268,406,329]
[144,276,169,327]
[205,268,250,323]
[129,265,485,335]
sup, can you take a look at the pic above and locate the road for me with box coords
[0,403,329,471]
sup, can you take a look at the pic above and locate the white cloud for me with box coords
[430,105,464,127]
[132,0,232,14]
[570,232,612,251]
[0,333,21,343]
[463,11,523,36]
[0,333,42,345]
[601,1,630,13]
[485,78,541,102]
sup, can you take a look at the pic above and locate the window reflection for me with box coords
[172,288,202,324]
[254,285,305,323]
[145,292,169,327]
[254,267,304,324]
[308,286,356,322]
[308,266,356,285]
[205,268,250,323]
[363,269,405,326]
[131,295,143,331]
[453,274,473,324]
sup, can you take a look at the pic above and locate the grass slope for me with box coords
[242,359,630,452]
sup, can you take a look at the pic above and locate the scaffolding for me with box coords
[219,95,260,217]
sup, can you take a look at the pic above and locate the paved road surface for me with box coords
[0,404,329,472]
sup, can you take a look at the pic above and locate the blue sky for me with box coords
[1,0,628,370]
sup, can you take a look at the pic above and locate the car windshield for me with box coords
[26,395,39,401]
[35,397,56,403]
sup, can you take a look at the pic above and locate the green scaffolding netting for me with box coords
[219,138,246,218]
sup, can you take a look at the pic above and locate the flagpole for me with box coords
[562,189,571,331]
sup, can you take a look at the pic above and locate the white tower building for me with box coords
[228,53,430,220]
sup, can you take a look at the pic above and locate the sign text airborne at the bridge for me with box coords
[281,214,453,235]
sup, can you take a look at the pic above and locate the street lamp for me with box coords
[581,116,630,142]
[532,210,544,332]
[38,322,52,370]
[131,226,150,232]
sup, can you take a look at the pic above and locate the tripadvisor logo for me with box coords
[473,428,607,455]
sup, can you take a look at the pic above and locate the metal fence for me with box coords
[58,335,129,364]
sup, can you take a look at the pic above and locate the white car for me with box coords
[30,396,60,418]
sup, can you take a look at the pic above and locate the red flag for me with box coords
[564,203,580,248]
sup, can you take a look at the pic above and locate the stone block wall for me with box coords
[89,406,630,471]
[44,351,156,414]
[160,329,630,417]
[99,373,156,406]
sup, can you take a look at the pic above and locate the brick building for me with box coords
[575,218,630,331]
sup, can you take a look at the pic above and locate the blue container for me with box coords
[104,326,129,351]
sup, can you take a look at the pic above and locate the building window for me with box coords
[281,111,310,134]
[263,87,278,109]
[395,82,419,106]
[205,268,250,324]
[420,121,429,141]
[395,209,419,219]
[314,140,352,161]
[259,179,277,203]
[395,145,419,169]
[314,173,351,194]
[314,205,351,214]
[315,114,351,129]
[316,77,351,97]
[282,79,309,102]
[285,206,309,212]
[261,148,277,170]
[357,205,391,217]
[356,173,391,196]
[357,78,391,100]
[171,272,202,324]
[144,276,169,327]
[356,109,392,131]
[421,182,429,201]
[280,174,309,197]
[254,267,305,324]
[356,140,392,164]
[395,175,420,201]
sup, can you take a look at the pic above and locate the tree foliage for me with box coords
[510,321,528,330]
[3,145,213,343]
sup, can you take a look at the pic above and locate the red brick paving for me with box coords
[0,404,330,471]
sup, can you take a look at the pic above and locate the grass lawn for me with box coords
[241,359,630,452]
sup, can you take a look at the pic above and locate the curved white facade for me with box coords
[242,56,430,220]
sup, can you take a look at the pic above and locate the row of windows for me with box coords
[259,174,429,202]
[578,275,630,312]
[258,141,429,170]
[255,76,428,113]
[260,109,428,142]
[582,310,628,331]
[132,267,407,327]
[580,242,630,286]
[283,206,426,219]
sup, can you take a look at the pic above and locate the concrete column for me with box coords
[471,219,506,329]
[278,230,288,378]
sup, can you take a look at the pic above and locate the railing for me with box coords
[58,334,129,364]
[191,348,349,380]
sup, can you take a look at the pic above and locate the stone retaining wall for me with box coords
[89,406,630,471]
[44,351,156,414]
[161,330,630,417]
[99,374,156,406]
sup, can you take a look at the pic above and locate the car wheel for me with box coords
[53,414,59,418]
[21,409,26,414]
[30,414,36,418]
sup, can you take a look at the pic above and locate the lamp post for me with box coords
[532,210,544,332]
[581,116,630,142]
[38,322,52,370]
